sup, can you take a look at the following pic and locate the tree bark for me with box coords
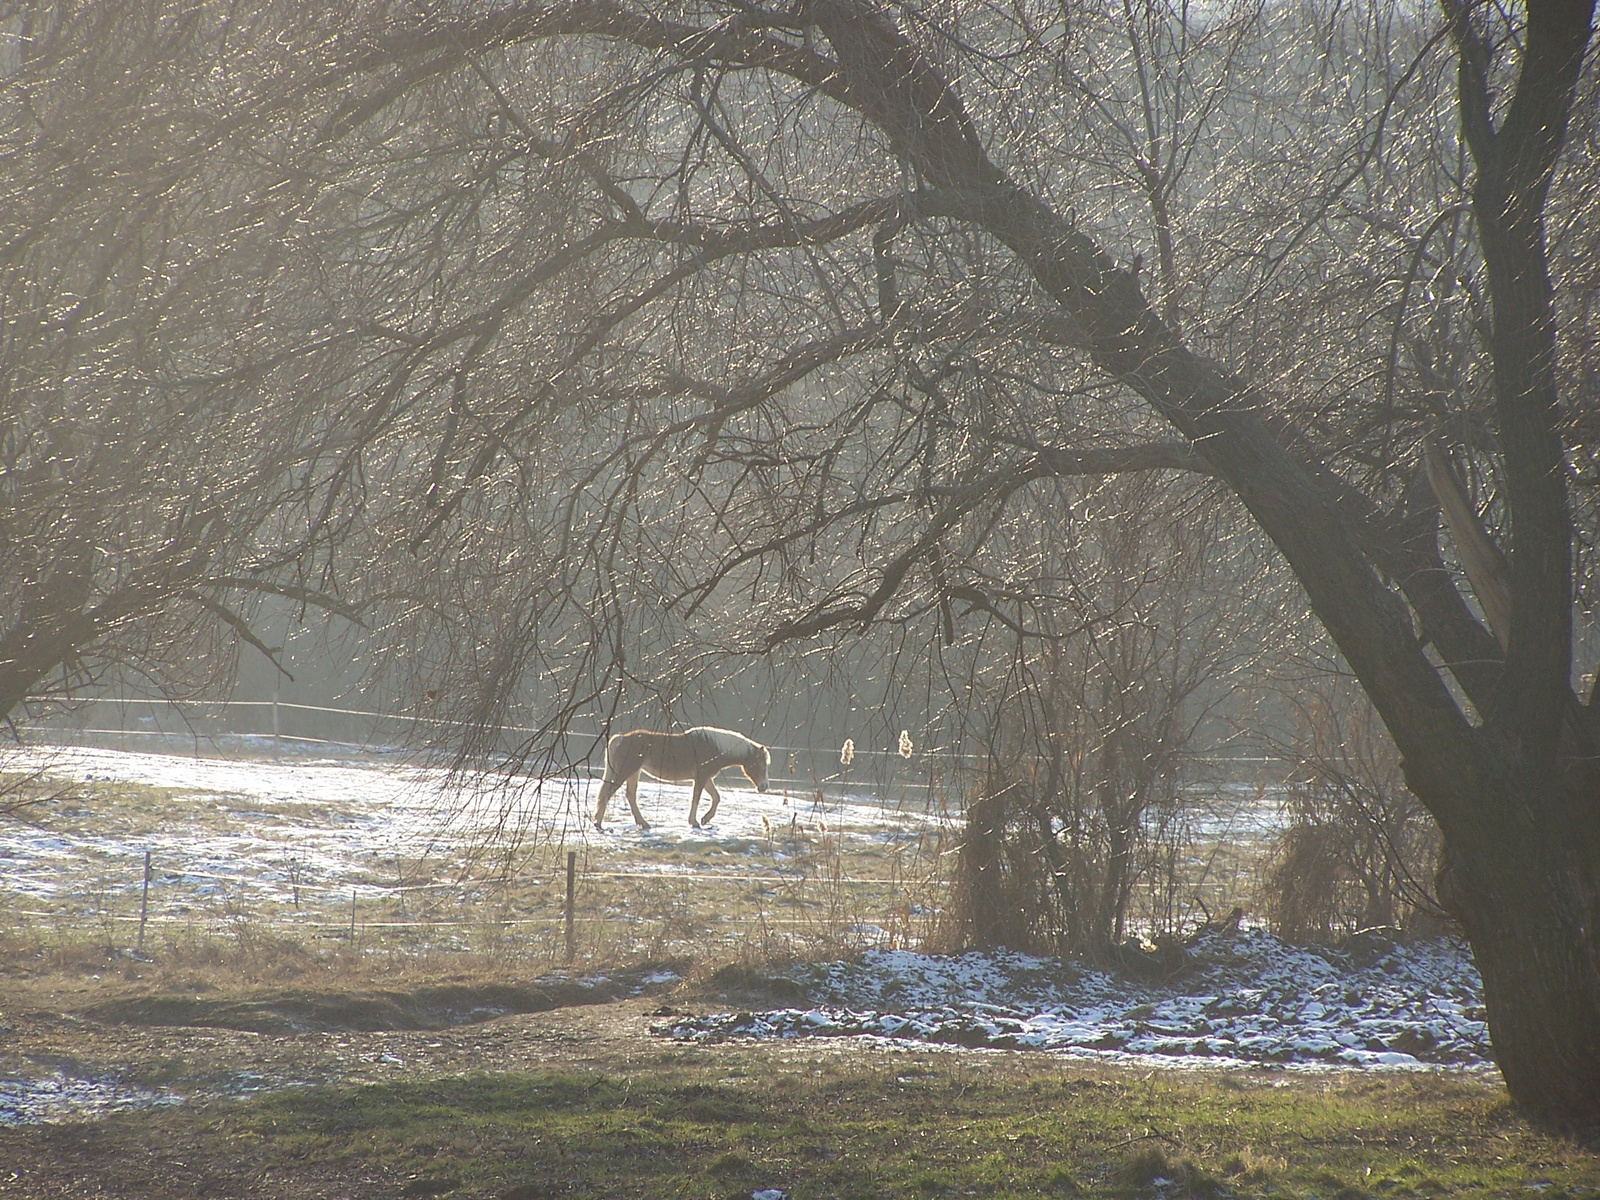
[1433,762,1600,1124]
[1430,0,1600,1128]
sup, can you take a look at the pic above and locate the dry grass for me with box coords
[0,755,1295,1019]
[2,766,1587,1200]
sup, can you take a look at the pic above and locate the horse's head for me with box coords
[746,744,771,792]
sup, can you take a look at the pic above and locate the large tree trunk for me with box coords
[1429,765,1600,1124]
[1429,0,1599,1127]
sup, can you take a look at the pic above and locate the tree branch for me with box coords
[191,595,294,681]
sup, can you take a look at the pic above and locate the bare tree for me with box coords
[0,4,371,719]
[1263,675,1446,942]
[950,472,1278,960]
[8,0,1599,1124]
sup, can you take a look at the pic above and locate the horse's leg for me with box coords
[689,778,707,828]
[701,778,723,825]
[594,777,620,829]
[622,771,650,828]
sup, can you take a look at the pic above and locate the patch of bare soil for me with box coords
[1,962,903,1122]
[1,976,686,1114]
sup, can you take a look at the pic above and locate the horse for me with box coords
[592,726,771,830]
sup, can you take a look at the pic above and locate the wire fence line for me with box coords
[20,700,975,812]
[35,726,373,752]
[25,864,942,891]
[5,814,954,952]
[17,733,941,804]
[25,696,971,762]
[22,695,1286,772]
[9,909,904,932]
[9,855,946,948]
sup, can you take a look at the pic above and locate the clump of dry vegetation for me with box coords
[1261,687,1446,944]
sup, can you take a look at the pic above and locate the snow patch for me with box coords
[0,1073,182,1126]
[661,930,1491,1071]
[1,745,942,915]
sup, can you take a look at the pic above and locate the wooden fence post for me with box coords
[564,851,577,963]
[136,849,151,952]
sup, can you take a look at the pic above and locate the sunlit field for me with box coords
[1,736,1293,972]
[1,740,963,973]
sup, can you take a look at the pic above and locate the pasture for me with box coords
[3,1022,1597,1198]
[2,744,1595,1198]
[0,740,957,970]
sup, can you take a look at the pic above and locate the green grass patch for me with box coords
[19,1061,1597,1199]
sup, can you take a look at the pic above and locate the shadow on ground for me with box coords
[81,962,688,1034]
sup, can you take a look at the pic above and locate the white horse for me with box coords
[593,726,771,829]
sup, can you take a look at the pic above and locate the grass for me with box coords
[0,750,1281,987]
[5,1056,1597,1198]
[0,752,956,1048]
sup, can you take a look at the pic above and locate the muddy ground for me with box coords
[1,971,703,1105]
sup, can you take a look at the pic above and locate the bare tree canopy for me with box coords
[3,0,1598,1125]
[0,4,376,715]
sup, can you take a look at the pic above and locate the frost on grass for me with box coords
[661,929,1491,1070]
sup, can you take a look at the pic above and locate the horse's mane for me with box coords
[687,725,763,759]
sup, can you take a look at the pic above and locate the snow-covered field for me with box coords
[0,743,943,918]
